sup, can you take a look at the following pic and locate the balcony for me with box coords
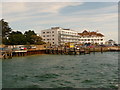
[60,33,80,37]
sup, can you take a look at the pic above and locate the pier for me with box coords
[0,45,119,59]
[1,51,12,59]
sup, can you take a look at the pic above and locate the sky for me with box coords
[2,2,118,43]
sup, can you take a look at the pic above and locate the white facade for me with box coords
[78,30,105,44]
[105,39,116,45]
[41,27,79,46]
[41,28,105,46]
[79,36,105,44]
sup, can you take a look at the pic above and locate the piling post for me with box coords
[84,48,85,55]
[79,48,81,55]
[101,47,103,53]
[88,48,90,54]
[60,46,62,55]
[56,48,58,54]
[74,47,76,55]
[68,48,70,55]
[64,46,66,54]
[93,47,95,54]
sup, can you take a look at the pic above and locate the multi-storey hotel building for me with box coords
[41,27,79,46]
[78,30,105,44]
[41,27,105,46]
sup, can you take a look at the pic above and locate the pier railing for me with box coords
[1,45,120,59]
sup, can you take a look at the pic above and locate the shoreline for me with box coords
[1,50,120,59]
[1,46,120,59]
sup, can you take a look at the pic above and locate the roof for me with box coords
[51,27,74,31]
[52,27,70,30]
[51,27,62,29]
[78,30,104,37]
[108,39,114,41]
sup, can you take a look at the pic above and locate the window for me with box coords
[101,39,103,41]
[53,42,54,44]
[88,39,90,41]
[52,31,54,33]
[52,35,54,37]
[47,35,49,37]
[43,35,45,37]
[52,38,54,40]
[43,32,45,34]
[47,32,49,33]
[47,39,49,40]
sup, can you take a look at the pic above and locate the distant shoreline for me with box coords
[1,46,120,59]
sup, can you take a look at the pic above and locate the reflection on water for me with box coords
[2,52,118,88]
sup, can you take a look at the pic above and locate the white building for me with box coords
[105,39,116,46]
[78,30,105,44]
[41,27,80,46]
[41,27,105,46]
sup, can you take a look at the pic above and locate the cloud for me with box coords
[3,2,83,15]
[2,0,83,2]
[3,2,117,23]
[3,2,27,14]
[2,2,83,23]
[2,0,119,2]
[64,4,118,16]
[2,2,118,42]
[0,3,2,19]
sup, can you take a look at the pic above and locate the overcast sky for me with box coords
[2,2,118,42]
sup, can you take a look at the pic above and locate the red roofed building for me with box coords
[78,30,105,44]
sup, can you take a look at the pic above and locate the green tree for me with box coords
[2,38,9,45]
[0,19,12,45]
[0,19,45,45]
[31,35,46,45]
[0,20,2,44]
[8,31,26,45]
[24,30,36,44]
[0,19,12,38]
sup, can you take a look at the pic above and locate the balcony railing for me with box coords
[60,33,80,37]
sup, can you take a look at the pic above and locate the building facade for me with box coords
[78,30,105,44]
[105,39,116,46]
[41,27,80,46]
[41,27,105,46]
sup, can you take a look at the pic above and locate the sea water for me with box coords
[2,52,119,88]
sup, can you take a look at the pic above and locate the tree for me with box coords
[2,38,9,45]
[31,35,46,45]
[24,30,36,44]
[0,19,12,38]
[0,19,45,45]
[0,19,12,45]
[0,36,2,44]
[7,31,26,45]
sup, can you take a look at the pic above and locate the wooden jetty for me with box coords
[2,51,13,59]
[1,46,120,59]
[45,48,90,55]
[108,46,120,51]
